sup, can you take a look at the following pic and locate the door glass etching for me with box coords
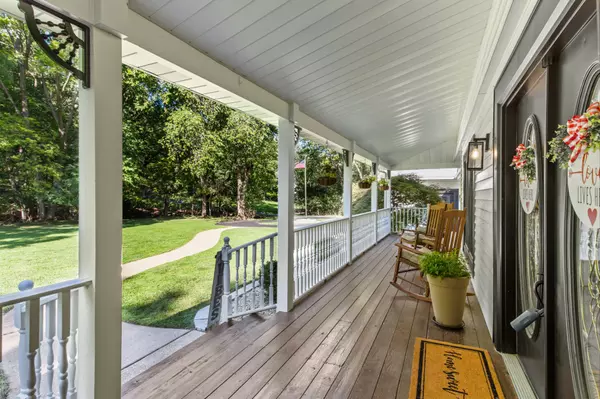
[576,77,600,398]
[519,119,541,339]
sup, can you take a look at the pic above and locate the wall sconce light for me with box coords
[467,133,490,171]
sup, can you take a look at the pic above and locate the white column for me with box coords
[371,161,378,212]
[343,146,354,264]
[385,170,392,209]
[277,104,296,312]
[78,26,123,398]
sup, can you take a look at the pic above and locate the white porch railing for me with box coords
[218,210,392,323]
[351,211,377,258]
[294,218,349,299]
[391,207,428,233]
[221,233,278,320]
[0,278,91,399]
[376,208,392,242]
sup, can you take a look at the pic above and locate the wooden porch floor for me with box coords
[122,236,515,399]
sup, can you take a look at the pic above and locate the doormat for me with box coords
[409,338,505,399]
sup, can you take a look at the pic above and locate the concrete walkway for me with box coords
[121,227,235,279]
[1,310,204,394]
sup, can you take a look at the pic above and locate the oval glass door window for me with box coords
[575,75,600,398]
[518,116,542,339]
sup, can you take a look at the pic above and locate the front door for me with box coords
[555,14,600,399]
[515,71,547,398]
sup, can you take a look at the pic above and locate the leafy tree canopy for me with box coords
[391,174,441,207]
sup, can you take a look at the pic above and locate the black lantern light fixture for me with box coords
[467,133,490,171]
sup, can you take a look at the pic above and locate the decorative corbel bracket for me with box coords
[294,126,302,144]
[342,149,350,167]
[18,0,90,88]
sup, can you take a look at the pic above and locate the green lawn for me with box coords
[254,200,278,215]
[0,218,220,295]
[122,227,276,329]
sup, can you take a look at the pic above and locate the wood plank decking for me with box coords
[122,236,516,398]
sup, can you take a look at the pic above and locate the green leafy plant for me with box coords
[378,178,390,189]
[359,176,377,185]
[547,101,600,169]
[419,251,470,279]
[547,124,571,169]
[510,144,536,183]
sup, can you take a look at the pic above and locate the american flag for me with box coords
[295,159,306,169]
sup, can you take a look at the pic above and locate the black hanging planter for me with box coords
[318,176,337,186]
[379,185,389,191]
[358,181,371,189]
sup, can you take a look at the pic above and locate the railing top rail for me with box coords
[0,278,91,308]
[228,231,278,253]
[353,211,377,218]
[377,207,392,212]
[293,216,349,233]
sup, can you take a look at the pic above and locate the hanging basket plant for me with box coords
[378,178,390,191]
[547,102,600,168]
[510,144,536,183]
[358,176,376,189]
[548,102,600,228]
[317,173,337,186]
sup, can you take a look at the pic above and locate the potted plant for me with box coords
[419,250,470,329]
[358,176,376,189]
[318,170,337,186]
[378,178,390,191]
[318,160,338,186]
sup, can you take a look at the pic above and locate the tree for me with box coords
[391,174,441,207]
[217,110,277,219]
[0,114,60,220]
[295,139,343,215]
[0,15,78,220]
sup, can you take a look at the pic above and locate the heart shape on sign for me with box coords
[526,201,530,210]
[589,208,598,226]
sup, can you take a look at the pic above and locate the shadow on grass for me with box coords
[122,288,210,329]
[0,223,78,250]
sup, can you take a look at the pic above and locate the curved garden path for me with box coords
[121,227,236,279]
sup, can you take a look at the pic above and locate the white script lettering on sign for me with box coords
[519,173,538,214]
[568,150,600,229]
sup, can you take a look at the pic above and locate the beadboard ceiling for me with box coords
[128,0,492,165]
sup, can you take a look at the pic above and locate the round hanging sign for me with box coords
[519,172,538,214]
[568,150,600,229]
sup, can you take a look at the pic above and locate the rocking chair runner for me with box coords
[391,209,468,302]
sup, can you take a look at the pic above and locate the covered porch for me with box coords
[0,0,526,396]
[122,237,515,399]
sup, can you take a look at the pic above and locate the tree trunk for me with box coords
[237,170,249,219]
[201,195,208,217]
[48,204,56,219]
[20,207,28,222]
[163,197,169,216]
[37,199,45,220]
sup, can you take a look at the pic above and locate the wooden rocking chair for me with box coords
[390,209,468,302]
[400,202,448,249]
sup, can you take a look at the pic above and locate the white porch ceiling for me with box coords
[128,0,493,166]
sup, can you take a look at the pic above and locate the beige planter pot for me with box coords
[427,275,470,329]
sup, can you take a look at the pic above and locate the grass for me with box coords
[0,367,8,399]
[0,218,220,295]
[122,227,276,329]
[254,200,278,215]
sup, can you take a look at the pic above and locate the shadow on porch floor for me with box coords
[122,236,516,398]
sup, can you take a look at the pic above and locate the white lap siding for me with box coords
[472,152,494,332]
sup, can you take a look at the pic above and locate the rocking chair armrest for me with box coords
[394,242,425,254]
[401,228,417,234]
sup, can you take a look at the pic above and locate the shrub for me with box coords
[0,367,9,399]
[260,260,278,299]
[419,251,470,279]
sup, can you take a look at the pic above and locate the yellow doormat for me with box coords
[408,338,505,399]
